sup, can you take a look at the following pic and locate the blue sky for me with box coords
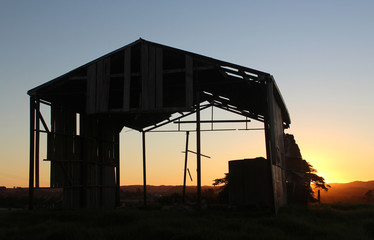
[1,1,373,187]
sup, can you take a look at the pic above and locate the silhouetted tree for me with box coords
[214,134,331,204]
[213,173,229,186]
[364,189,374,202]
[284,133,330,202]
[305,162,331,201]
[212,173,229,203]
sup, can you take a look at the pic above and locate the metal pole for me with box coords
[35,99,40,188]
[29,97,35,210]
[183,131,190,203]
[196,102,201,208]
[142,131,147,207]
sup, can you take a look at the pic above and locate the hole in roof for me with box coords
[203,91,213,96]
[221,66,239,72]
[213,100,222,105]
[218,95,230,101]
[227,104,237,109]
[226,72,243,79]
[244,71,258,78]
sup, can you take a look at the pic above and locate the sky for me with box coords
[0,0,373,187]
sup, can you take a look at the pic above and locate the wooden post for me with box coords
[265,77,278,214]
[142,131,147,207]
[29,97,35,210]
[80,114,87,208]
[196,102,201,208]
[123,48,131,111]
[115,134,120,207]
[155,48,163,108]
[98,120,103,207]
[50,105,55,188]
[35,99,40,188]
[183,131,190,203]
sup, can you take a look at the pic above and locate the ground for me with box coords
[0,203,373,240]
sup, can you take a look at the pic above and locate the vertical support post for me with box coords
[50,105,55,188]
[115,134,120,207]
[265,77,277,214]
[29,97,35,210]
[183,131,190,203]
[80,114,87,208]
[142,131,147,207]
[35,99,40,188]
[264,120,276,213]
[98,120,103,208]
[196,101,202,208]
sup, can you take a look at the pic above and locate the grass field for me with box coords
[1,203,373,240]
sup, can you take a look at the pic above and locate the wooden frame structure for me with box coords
[28,38,291,211]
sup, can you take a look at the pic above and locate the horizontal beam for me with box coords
[109,66,215,78]
[212,102,265,122]
[148,128,259,133]
[182,150,210,159]
[174,119,251,124]
[38,131,118,145]
[238,128,264,131]
[39,99,52,106]
[143,104,212,132]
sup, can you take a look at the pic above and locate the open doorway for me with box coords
[119,104,266,206]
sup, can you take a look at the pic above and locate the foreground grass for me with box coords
[0,203,373,240]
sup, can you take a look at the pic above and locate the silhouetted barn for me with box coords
[27,38,291,211]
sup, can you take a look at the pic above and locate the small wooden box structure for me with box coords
[228,158,273,207]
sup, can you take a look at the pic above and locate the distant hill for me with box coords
[122,182,374,203]
[2,181,374,208]
[120,185,219,196]
[319,181,374,203]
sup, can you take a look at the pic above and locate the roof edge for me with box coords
[269,75,291,125]
[28,38,143,96]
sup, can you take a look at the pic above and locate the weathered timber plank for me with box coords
[95,60,108,112]
[86,64,97,114]
[155,48,163,108]
[96,61,103,113]
[186,55,193,107]
[148,46,156,109]
[123,48,131,111]
[141,43,149,110]
[99,57,111,112]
